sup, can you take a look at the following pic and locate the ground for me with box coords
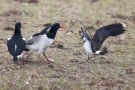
[0,0,135,90]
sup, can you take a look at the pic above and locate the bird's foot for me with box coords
[47,59,54,63]
[38,60,42,65]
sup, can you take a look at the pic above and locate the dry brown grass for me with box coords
[0,0,135,90]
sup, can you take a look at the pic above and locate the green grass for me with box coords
[0,0,135,90]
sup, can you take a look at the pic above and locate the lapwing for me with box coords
[7,22,26,65]
[25,23,66,63]
[81,23,126,59]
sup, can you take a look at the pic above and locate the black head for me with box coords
[15,22,21,29]
[80,27,91,41]
[14,22,22,34]
[15,22,21,28]
[81,27,85,39]
[47,23,66,39]
[49,23,60,33]
[49,23,66,32]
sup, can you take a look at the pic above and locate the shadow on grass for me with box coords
[110,13,135,23]
[14,0,39,3]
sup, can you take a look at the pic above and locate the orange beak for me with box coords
[60,25,67,29]
[21,26,25,28]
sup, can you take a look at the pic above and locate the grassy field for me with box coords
[0,0,135,90]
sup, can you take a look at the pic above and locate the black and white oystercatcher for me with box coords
[81,23,126,59]
[7,22,26,64]
[25,23,66,63]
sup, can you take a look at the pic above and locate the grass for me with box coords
[0,0,135,89]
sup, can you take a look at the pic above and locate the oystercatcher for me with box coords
[81,23,126,59]
[25,23,66,63]
[7,22,26,65]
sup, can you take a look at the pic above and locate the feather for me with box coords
[92,23,126,50]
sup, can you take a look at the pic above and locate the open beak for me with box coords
[60,25,67,29]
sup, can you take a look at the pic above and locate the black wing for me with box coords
[101,23,126,36]
[92,23,126,50]
[102,23,123,30]
[92,28,110,50]
[26,33,41,45]
[7,38,26,57]
[26,24,52,45]
[40,24,52,35]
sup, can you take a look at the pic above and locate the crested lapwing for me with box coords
[7,22,26,65]
[25,23,66,63]
[81,23,126,59]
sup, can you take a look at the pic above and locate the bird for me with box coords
[7,22,26,65]
[24,23,52,52]
[81,23,126,60]
[25,23,66,63]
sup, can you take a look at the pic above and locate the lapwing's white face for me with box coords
[83,36,87,42]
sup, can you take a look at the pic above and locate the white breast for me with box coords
[26,35,53,53]
[83,40,93,55]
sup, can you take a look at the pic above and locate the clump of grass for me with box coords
[14,0,39,3]
[29,0,38,3]
[3,9,22,16]
[3,26,14,31]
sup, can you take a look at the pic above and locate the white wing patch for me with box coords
[15,44,17,52]
[120,22,127,28]
[22,38,26,41]
[95,50,101,54]
[7,38,11,41]
[28,36,33,40]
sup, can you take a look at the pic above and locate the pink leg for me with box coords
[38,54,41,64]
[86,55,92,62]
[19,58,23,67]
[42,52,54,63]
[14,61,17,68]
[43,53,50,62]
[88,56,92,60]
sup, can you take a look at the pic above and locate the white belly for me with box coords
[83,41,93,55]
[26,35,53,53]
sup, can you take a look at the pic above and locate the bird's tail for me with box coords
[13,57,20,65]
[13,57,18,61]
[24,48,30,52]
[107,23,126,36]
[94,47,108,55]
